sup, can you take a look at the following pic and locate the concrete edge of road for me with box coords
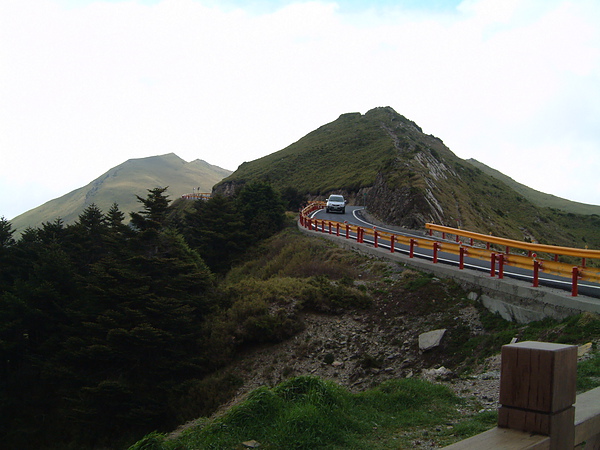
[298,223,600,323]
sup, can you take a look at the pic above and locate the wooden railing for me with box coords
[299,203,600,296]
[444,341,600,449]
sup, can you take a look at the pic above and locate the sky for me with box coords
[1,0,599,220]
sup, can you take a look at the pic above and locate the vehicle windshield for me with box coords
[329,195,344,202]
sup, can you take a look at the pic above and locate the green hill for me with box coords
[466,158,600,216]
[216,107,600,249]
[10,153,231,233]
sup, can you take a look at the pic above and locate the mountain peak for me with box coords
[10,154,232,233]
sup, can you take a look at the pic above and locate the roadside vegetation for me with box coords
[1,182,598,449]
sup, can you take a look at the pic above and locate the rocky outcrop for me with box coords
[366,172,444,229]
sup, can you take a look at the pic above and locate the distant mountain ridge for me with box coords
[466,158,600,216]
[10,153,231,233]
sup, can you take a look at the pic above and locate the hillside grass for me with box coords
[216,109,404,195]
[130,376,493,450]
[467,158,600,216]
[215,106,600,251]
[131,350,600,449]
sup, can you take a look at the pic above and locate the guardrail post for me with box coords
[328,222,332,234]
[459,246,465,270]
[336,223,340,237]
[533,259,540,287]
[433,242,439,263]
[498,341,577,450]
[390,235,395,253]
[373,228,378,248]
[490,253,496,277]
[572,267,579,297]
[409,239,415,258]
[498,254,504,279]
[345,222,349,239]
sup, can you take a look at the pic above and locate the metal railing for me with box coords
[181,192,211,200]
[299,203,600,296]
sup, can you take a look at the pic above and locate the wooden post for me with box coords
[498,341,577,450]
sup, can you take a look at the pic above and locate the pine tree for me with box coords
[130,187,171,231]
[67,203,108,268]
[183,195,252,273]
[236,181,286,241]
[0,217,16,289]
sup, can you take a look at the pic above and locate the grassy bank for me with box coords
[130,376,496,449]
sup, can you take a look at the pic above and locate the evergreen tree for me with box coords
[0,217,16,289]
[67,203,108,268]
[106,202,126,231]
[0,216,15,248]
[281,186,307,211]
[236,181,286,241]
[183,195,252,273]
[130,186,171,231]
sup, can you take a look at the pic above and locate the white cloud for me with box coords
[1,0,599,220]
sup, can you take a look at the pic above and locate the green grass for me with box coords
[129,376,481,450]
[577,351,600,392]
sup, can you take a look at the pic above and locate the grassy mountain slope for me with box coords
[10,153,231,233]
[467,158,600,216]
[214,109,414,195]
[216,107,600,249]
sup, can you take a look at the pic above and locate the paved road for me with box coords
[311,206,600,299]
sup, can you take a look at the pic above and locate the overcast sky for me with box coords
[1,0,599,220]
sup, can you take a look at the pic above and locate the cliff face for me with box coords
[367,172,444,229]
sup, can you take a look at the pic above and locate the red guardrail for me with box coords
[299,203,600,296]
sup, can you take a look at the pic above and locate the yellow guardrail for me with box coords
[299,203,600,294]
[425,223,600,284]
[425,223,600,260]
